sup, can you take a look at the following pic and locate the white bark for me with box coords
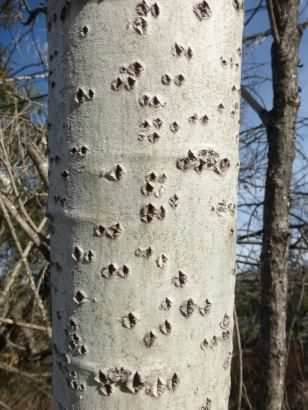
[48,1,244,409]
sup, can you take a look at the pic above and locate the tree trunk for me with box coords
[258,1,301,409]
[48,1,243,409]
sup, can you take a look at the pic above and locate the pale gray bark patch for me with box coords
[48,0,243,408]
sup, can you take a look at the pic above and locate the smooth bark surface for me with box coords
[48,1,243,409]
[259,1,301,409]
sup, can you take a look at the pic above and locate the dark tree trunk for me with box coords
[258,1,301,409]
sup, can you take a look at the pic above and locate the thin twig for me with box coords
[241,86,270,126]
[0,132,40,234]
[0,196,49,329]
[0,317,51,333]
[0,400,11,410]
[245,0,263,27]
[243,383,253,410]
[0,362,51,398]
[286,267,307,361]
[234,308,243,410]
[27,143,48,188]
[0,194,49,259]
[266,0,280,44]
[23,5,47,26]
[244,20,308,44]
[0,72,48,85]
[0,218,47,304]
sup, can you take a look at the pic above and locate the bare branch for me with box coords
[241,87,270,126]
[0,317,51,333]
[266,0,281,43]
[23,6,47,26]
[27,143,48,188]
[234,308,243,410]
[0,133,41,234]
[244,20,308,44]
[0,194,49,259]
[0,218,47,304]
[0,196,49,327]
[0,72,48,85]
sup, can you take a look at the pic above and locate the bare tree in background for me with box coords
[241,1,303,409]
[259,2,301,408]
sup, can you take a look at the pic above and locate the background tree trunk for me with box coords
[48,1,244,409]
[258,1,301,409]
